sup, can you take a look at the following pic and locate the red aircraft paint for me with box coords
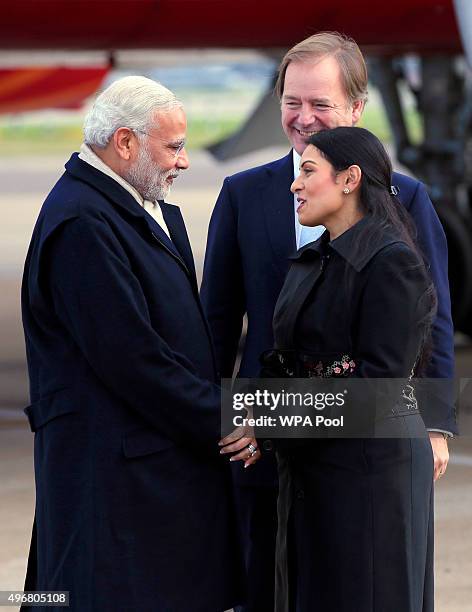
[0,67,109,113]
[1,0,462,55]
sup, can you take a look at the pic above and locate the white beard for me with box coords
[124,142,178,202]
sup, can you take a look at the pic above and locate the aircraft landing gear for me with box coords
[370,54,472,333]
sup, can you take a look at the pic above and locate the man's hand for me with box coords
[219,427,261,468]
[429,432,449,481]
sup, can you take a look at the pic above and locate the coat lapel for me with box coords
[142,214,192,278]
[273,219,407,350]
[160,202,198,287]
[261,152,296,277]
[160,201,217,372]
[273,254,324,349]
[65,154,191,276]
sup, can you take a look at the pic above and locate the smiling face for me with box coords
[281,56,364,155]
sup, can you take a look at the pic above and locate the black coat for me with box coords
[201,151,454,612]
[201,152,456,491]
[271,219,435,612]
[21,154,243,612]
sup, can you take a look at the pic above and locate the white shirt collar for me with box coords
[78,143,172,239]
[292,149,301,180]
[291,148,325,248]
[79,143,145,208]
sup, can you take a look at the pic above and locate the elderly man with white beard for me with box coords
[21,76,245,612]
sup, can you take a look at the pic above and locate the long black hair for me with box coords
[308,126,436,373]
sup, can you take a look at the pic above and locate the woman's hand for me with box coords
[219,426,261,468]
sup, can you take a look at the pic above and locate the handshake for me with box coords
[218,410,261,468]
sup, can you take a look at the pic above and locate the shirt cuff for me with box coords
[427,428,453,439]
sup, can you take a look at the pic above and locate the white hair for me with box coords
[83,75,182,148]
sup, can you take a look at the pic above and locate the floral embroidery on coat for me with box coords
[301,354,356,378]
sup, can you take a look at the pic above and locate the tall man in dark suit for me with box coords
[201,32,457,612]
[21,76,243,612]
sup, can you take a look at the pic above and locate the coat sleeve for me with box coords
[48,215,222,451]
[353,244,452,432]
[354,244,430,379]
[200,177,246,378]
[401,181,457,433]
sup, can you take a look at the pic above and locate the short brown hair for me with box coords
[275,31,368,105]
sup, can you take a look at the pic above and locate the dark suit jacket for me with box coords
[201,151,457,486]
[21,154,243,612]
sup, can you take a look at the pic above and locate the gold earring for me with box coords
[343,187,350,194]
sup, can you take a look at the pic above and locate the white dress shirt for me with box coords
[293,149,326,249]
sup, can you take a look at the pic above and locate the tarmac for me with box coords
[1,148,471,611]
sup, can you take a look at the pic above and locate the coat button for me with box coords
[263,440,273,451]
[296,489,305,500]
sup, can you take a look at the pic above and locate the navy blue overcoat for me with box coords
[21,154,243,612]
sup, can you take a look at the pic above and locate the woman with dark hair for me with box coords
[266,127,436,612]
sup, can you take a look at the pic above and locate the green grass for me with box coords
[360,102,423,144]
[0,117,245,157]
[0,106,422,157]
